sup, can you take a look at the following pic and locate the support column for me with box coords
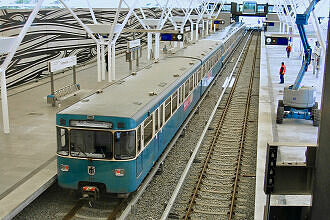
[311,22,330,220]
[174,27,178,48]
[155,32,160,60]
[190,22,194,41]
[111,43,115,81]
[195,22,199,41]
[101,44,105,81]
[97,43,101,82]
[201,20,204,37]
[147,32,152,60]
[206,20,209,35]
[1,69,10,133]
[180,30,184,48]
[108,45,112,82]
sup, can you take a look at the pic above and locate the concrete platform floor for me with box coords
[255,31,323,219]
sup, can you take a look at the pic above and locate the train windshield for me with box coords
[114,131,136,160]
[57,127,69,156]
[70,129,113,159]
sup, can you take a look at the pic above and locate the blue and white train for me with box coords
[56,23,246,196]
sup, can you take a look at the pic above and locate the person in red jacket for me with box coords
[279,62,286,84]
[286,44,292,58]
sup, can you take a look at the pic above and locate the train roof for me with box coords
[58,24,243,121]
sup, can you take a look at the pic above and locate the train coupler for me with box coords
[81,186,100,207]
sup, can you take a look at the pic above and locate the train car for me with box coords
[56,23,246,198]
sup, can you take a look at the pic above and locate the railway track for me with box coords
[62,195,127,220]
[164,31,260,220]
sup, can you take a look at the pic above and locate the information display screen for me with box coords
[161,33,183,42]
[243,1,257,14]
[161,33,172,41]
[265,37,289,46]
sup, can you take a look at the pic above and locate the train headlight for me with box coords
[60,164,69,172]
[114,169,125,176]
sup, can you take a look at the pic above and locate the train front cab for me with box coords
[57,119,143,195]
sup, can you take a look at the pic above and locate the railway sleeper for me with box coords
[205,170,235,176]
[200,187,231,195]
[198,192,231,201]
[195,202,229,208]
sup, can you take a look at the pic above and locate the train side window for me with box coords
[137,126,141,153]
[144,115,153,146]
[184,80,189,98]
[180,86,184,103]
[160,104,164,128]
[57,127,68,156]
[165,97,171,121]
[198,69,202,82]
[114,131,136,160]
[172,91,178,112]
[189,76,193,91]
[155,109,159,132]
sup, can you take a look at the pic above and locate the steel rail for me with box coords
[62,197,126,220]
[228,33,260,220]
[183,32,255,220]
[62,199,85,220]
[107,198,128,220]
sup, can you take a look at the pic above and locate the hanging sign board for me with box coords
[265,36,288,46]
[49,56,77,72]
[214,20,225,24]
[128,39,141,49]
[161,33,183,42]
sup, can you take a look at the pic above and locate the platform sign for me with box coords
[214,20,225,24]
[49,56,77,72]
[161,33,183,42]
[128,39,141,49]
[265,36,288,46]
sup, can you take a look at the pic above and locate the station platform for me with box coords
[255,31,323,219]
[0,43,171,219]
